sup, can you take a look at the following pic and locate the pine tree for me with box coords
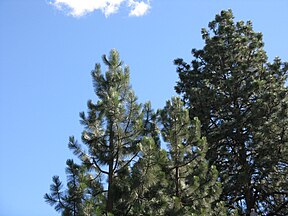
[159,96,225,215]
[45,49,151,215]
[175,10,288,215]
[127,102,169,215]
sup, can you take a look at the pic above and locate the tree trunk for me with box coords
[176,165,179,197]
[107,163,114,214]
[107,123,114,214]
[239,141,254,215]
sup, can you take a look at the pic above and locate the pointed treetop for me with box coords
[102,48,123,70]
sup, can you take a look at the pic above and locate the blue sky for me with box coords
[0,1,287,215]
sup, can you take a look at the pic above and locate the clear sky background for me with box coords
[0,1,287,215]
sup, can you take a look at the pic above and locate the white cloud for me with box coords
[128,0,150,17]
[50,0,151,17]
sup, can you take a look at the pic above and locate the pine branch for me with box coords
[169,154,199,170]
[44,176,67,212]
[115,152,139,174]
[92,157,109,175]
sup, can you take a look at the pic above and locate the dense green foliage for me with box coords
[45,49,222,215]
[159,97,225,215]
[175,9,288,215]
[45,10,287,216]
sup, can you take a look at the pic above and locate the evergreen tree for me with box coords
[45,49,152,215]
[175,10,288,215]
[159,97,225,215]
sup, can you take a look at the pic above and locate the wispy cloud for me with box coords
[50,0,151,17]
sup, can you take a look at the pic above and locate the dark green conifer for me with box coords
[175,9,288,215]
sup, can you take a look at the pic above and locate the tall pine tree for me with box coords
[45,49,155,215]
[175,10,288,215]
